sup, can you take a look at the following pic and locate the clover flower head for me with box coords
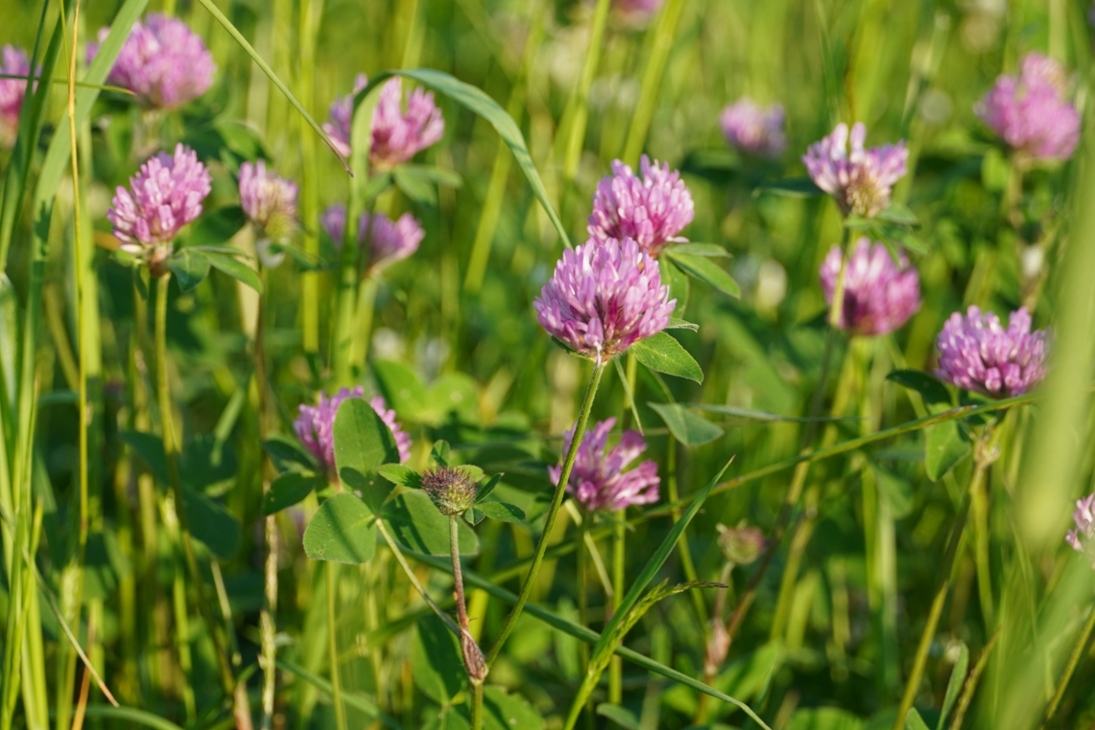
[323,75,444,167]
[534,237,675,362]
[935,306,1049,398]
[614,0,664,25]
[588,156,694,257]
[108,143,211,272]
[239,160,298,243]
[89,14,216,110]
[320,204,424,274]
[802,122,908,218]
[819,239,922,336]
[976,52,1080,162]
[421,466,479,516]
[294,388,413,474]
[1066,494,1095,567]
[0,45,33,148]
[548,417,660,513]
[721,98,787,158]
[715,523,766,566]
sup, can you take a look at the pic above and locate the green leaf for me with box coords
[120,431,170,485]
[362,171,394,203]
[665,318,699,331]
[905,708,931,730]
[937,642,969,730]
[664,242,729,257]
[0,274,18,407]
[373,359,428,420]
[183,489,241,559]
[333,398,401,513]
[181,434,238,492]
[166,249,210,292]
[355,69,570,247]
[399,163,462,188]
[430,440,451,468]
[192,0,348,169]
[648,402,724,446]
[888,369,952,407]
[476,473,503,502]
[482,686,544,730]
[203,250,263,293]
[262,435,318,472]
[475,501,526,523]
[381,490,479,556]
[630,332,703,383]
[180,206,247,248]
[411,614,466,702]
[925,419,969,482]
[877,202,919,228]
[596,704,640,730]
[393,166,438,206]
[302,493,377,564]
[466,508,485,525]
[756,178,824,197]
[263,471,322,515]
[378,464,421,488]
[660,256,690,313]
[666,251,741,298]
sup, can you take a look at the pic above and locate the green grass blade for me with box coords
[81,706,187,730]
[276,660,404,729]
[355,69,571,248]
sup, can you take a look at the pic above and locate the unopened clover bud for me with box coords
[461,628,488,684]
[716,522,765,566]
[703,619,729,675]
[421,466,478,517]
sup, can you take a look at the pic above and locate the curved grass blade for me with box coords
[192,0,349,171]
[81,707,186,730]
[277,660,404,729]
[354,69,571,248]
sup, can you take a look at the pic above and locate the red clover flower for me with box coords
[588,156,695,258]
[977,52,1080,162]
[89,14,215,110]
[1066,494,1095,567]
[819,239,922,336]
[320,203,424,275]
[534,237,675,362]
[549,418,660,513]
[294,388,412,475]
[721,98,787,158]
[803,122,908,218]
[239,160,298,245]
[935,306,1048,399]
[0,45,33,148]
[108,143,211,275]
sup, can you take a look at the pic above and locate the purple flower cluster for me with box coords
[294,387,412,474]
[320,204,424,274]
[0,45,32,148]
[549,417,660,512]
[323,75,444,168]
[534,237,675,362]
[588,156,694,258]
[614,0,664,25]
[1066,494,1095,566]
[803,122,908,218]
[721,98,787,158]
[90,14,215,110]
[935,306,1048,398]
[108,144,211,271]
[239,160,298,243]
[976,52,1080,162]
[819,239,921,336]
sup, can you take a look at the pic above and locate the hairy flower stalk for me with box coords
[819,239,922,336]
[548,418,660,512]
[588,156,695,257]
[977,52,1080,162]
[803,122,908,218]
[108,143,212,276]
[533,237,675,363]
[89,14,215,110]
[0,45,32,148]
[321,203,425,276]
[935,306,1048,398]
[323,74,444,168]
[721,98,787,158]
[239,160,298,267]
[294,388,412,476]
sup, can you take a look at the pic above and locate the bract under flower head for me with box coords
[819,239,922,336]
[90,14,215,110]
[108,143,211,273]
[802,122,908,218]
[588,156,694,257]
[294,388,413,475]
[1066,494,1095,567]
[548,417,660,513]
[976,52,1080,162]
[323,75,444,168]
[320,204,424,275]
[533,237,675,362]
[239,160,298,244]
[0,45,33,148]
[721,98,787,158]
[935,306,1048,399]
